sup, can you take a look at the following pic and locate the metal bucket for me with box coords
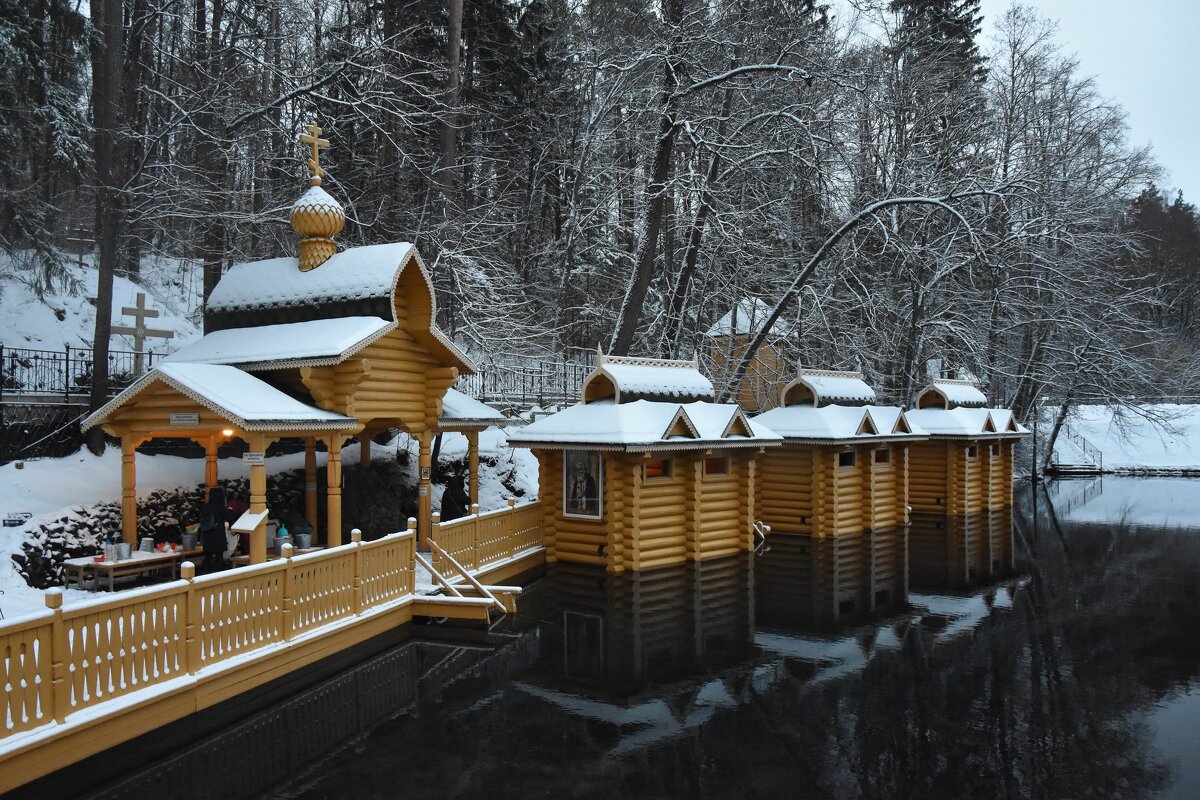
[181,533,198,551]
[275,535,291,557]
[139,537,155,552]
[295,533,312,550]
[116,542,132,560]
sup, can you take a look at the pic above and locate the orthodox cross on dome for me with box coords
[299,123,330,185]
[111,292,174,376]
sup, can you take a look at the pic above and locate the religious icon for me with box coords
[563,451,602,518]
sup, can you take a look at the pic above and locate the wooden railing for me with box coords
[1,529,414,740]
[431,499,544,577]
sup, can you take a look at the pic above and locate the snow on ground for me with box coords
[0,425,538,620]
[1053,404,1200,471]
[0,248,201,350]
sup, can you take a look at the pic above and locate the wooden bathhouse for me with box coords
[704,297,789,412]
[908,508,1014,590]
[506,353,781,572]
[752,368,927,540]
[904,379,1028,515]
[82,125,481,562]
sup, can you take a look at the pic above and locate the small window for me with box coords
[990,442,1001,457]
[563,451,603,519]
[967,445,979,459]
[704,456,729,476]
[874,448,891,465]
[644,458,672,479]
[838,450,856,468]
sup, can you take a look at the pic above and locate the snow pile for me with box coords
[1055,404,1200,472]
[0,248,201,350]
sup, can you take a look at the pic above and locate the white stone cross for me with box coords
[111,292,174,376]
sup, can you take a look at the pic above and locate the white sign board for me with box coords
[170,412,200,426]
[242,452,265,465]
[3,512,32,528]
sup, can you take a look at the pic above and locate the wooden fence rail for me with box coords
[431,499,544,578]
[1,530,415,740]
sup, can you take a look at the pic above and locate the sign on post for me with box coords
[242,452,265,465]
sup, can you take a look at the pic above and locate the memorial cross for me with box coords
[111,292,174,376]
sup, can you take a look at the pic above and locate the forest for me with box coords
[2,0,1199,424]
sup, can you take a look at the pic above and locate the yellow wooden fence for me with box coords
[431,499,544,577]
[0,530,414,741]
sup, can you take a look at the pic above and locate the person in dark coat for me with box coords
[199,487,232,573]
[441,473,470,522]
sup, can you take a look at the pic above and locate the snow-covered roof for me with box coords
[781,369,876,408]
[704,297,788,338]
[207,242,415,313]
[82,363,359,433]
[754,404,926,442]
[439,387,507,428]
[916,379,988,409]
[162,316,393,369]
[506,399,781,451]
[291,184,343,216]
[582,354,715,404]
[904,407,1028,438]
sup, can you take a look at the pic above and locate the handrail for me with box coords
[427,539,507,613]
[414,551,464,597]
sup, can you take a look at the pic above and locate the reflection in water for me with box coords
[43,481,1200,800]
[756,527,907,629]
[908,509,1014,590]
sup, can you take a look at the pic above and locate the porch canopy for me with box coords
[82,362,362,564]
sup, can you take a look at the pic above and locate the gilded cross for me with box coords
[299,123,330,185]
[111,292,174,376]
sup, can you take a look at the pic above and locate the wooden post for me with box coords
[304,437,319,542]
[181,561,199,674]
[466,430,480,506]
[417,430,433,551]
[281,542,294,641]
[359,433,371,470]
[351,528,363,614]
[204,437,219,490]
[45,589,68,723]
[121,435,138,544]
[326,434,346,547]
[247,432,269,565]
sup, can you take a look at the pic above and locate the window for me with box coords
[838,450,856,468]
[563,451,603,519]
[644,458,672,479]
[967,445,979,459]
[990,442,1001,457]
[874,448,891,465]
[703,456,729,476]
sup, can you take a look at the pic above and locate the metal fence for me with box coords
[456,356,591,409]
[0,344,162,404]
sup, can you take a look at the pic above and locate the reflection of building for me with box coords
[905,380,1027,515]
[908,509,1014,590]
[508,353,781,571]
[523,557,755,703]
[756,527,908,629]
[754,367,925,540]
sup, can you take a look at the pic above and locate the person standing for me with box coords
[199,486,233,573]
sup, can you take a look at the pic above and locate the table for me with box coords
[63,548,203,591]
[230,546,325,565]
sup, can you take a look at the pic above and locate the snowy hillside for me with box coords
[0,249,202,350]
[1052,404,1200,472]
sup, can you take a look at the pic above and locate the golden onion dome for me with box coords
[290,123,344,271]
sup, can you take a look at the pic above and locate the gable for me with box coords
[663,408,700,439]
[857,411,878,436]
[723,409,754,438]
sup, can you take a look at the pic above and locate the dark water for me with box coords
[80,478,1199,800]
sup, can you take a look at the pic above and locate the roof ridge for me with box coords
[598,354,700,370]
[930,378,980,387]
[799,368,864,380]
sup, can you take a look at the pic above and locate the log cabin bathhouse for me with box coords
[82,127,480,563]
[752,368,927,540]
[506,353,781,572]
[904,379,1029,515]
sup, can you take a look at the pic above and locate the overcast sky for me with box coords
[977,0,1199,200]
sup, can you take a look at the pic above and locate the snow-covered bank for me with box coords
[0,249,201,350]
[1052,404,1200,473]
[0,426,537,620]
[1048,476,1200,531]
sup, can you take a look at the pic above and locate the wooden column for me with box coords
[417,430,433,551]
[121,435,138,544]
[247,432,269,565]
[304,437,320,541]
[466,430,480,507]
[359,433,371,470]
[327,434,347,547]
[204,437,219,491]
